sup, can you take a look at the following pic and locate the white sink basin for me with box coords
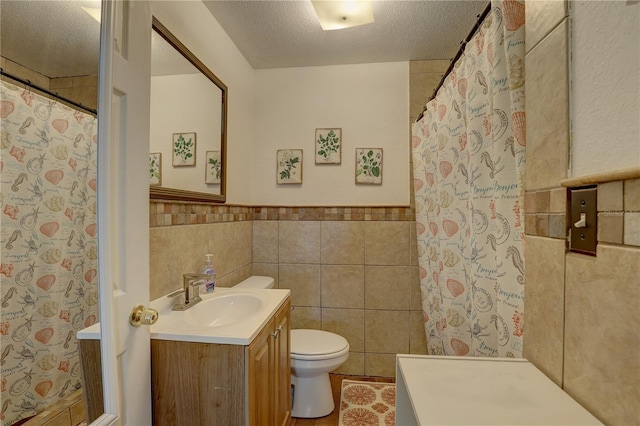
[182,293,263,328]
[150,287,291,345]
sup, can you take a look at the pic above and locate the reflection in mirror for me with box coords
[150,18,227,203]
[0,0,104,423]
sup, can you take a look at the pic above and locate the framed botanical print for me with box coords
[172,132,196,166]
[149,152,162,186]
[315,128,341,164]
[277,149,303,184]
[205,150,222,184]
[355,148,383,184]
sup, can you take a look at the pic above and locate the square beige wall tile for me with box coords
[409,311,428,355]
[410,72,443,118]
[564,246,640,425]
[251,263,279,287]
[624,213,640,246]
[525,21,569,190]
[291,306,321,330]
[365,221,410,265]
[231,265,252,286]
[279,263,320,307]
[364,353,396,378]
[322,308,364,352]
[410,266,423,311]
[597,213,623,245]
[365,266,410,310]
[597,181,623,212]
[549,188,567,213]
[150,226,175,299]
[525,0,567,53]
[279,221,320,264]
[253,221,278,263]
[624,178,640,211]
[365,310,410,354]
[321,265,364,308]
[231,221,253,270]
[335,352,364,376]
[410,222,419,266]
[409,60,449,74]
[320,221,364,265]
[523,236,566,386]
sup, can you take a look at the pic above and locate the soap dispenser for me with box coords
[202,254,216,293]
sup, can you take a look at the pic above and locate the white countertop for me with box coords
[150,287,290,345]
[396,355,602,425]
[76,287,291,346]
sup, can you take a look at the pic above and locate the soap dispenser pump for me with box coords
[202,254,216,293]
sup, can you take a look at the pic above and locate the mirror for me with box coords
[150,18,227,203]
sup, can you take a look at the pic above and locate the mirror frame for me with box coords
[150,17,227,203]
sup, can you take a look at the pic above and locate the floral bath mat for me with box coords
[338,379,396,426]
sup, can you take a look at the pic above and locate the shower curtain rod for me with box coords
[416,1,492,122]
[0,68,97,116]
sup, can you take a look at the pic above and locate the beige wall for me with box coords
[148,59,445,378]
[524,1,640,425]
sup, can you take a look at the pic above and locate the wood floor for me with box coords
[289,374,395,426]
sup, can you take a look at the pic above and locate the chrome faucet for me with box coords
[171,273,209,311]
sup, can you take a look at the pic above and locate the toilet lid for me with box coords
[291,329,349,356]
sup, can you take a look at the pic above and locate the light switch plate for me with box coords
[569,186,597,255]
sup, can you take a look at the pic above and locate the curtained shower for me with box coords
[1,78,99,425]
[412,0,526,357]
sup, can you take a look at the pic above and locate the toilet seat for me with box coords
[291,329,349,361]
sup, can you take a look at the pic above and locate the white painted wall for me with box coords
[152,1,256,204]
[570,1,640,176]
[253,62,410,206]
[150,73,222,193]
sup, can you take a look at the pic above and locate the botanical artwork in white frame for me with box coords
[277,149,303,184]
[172,132,196,166]
[205,150,222,184]
[355,148,383,184]
[149,152,162,186]
[315,128,341,164]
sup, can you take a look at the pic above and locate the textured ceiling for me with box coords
[203,0,489,69]
[0,0,489,79]
[0,0,102,78]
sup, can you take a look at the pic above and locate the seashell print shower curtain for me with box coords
[412,0,526,357]
[0,79,98,425]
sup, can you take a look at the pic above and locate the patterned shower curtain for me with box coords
[0,79,98,425]
[412,0,525,357]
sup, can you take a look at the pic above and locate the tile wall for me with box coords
[524,2,640,424]
[148,203,426,378]
[252,210,425,378]
[1,56,98,110]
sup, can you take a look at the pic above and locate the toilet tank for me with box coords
[234,276,275,289]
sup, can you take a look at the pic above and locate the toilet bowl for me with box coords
[290,329,349,418]
[234,276,350,418]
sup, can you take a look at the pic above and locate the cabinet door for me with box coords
[274,300,291,426]
[247,317,274,425]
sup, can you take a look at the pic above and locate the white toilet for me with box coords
[234,276,350,418]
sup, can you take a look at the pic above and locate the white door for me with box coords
[95,0,153,424]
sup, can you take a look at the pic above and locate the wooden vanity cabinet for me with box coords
[247,298,291,426]
[151,297,291,426]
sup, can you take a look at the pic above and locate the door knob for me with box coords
[130,305,159,326]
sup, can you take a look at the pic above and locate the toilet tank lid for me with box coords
[291,329,349,356]
[234,275,275,289]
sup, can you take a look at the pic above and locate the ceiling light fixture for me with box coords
[81,6,101,23]
[311,1,374,31]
